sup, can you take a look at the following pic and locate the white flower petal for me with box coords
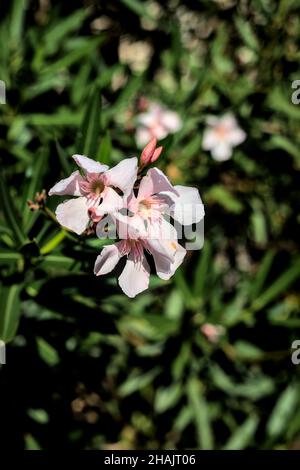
[202,129,217,150]
[72,154,109,174]
[118,252,150,298]
[138,168,178,199]
[135,127,152,147]
[94,243,122,276]
[160,243,186,280]
[228,128,246,146]
[162,111,182,133]
[211,142,232,161]
[95,187,124,216]
[48,171,84,196]
[172,185,205,225]
[105,157,138,195]
[55,196,90,235]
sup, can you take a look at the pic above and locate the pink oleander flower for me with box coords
[201,323,225,343]
[202,113,246,161]
[94,215,186,298]
[48,154,137,235]
[136,102,182,148]
[126,166,205,230]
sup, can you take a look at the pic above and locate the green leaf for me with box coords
[193,240,212,297]
[119,0,154,19]
[9,0,26,48]
[119,367,161,397]
[22,150,48,230]
[97,131,112,165]
[252,259,300,311]
[0,250,22,266]
[42,9,87,56]
[250,249,276,300]
[36,337,60,366]
[27,408,49,425]
[55,140,72,175]
[0,284,22,343]
[0,174,26,246]
[223,414,259,449]
[206,186,243,214]
[77,87,101,158]
[266,383,299,439]
[187,378,213,450]
[234,16,259,51]
[154,384,182,414]
[40,230,68,255]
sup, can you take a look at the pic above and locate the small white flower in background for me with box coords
[201,323,225,343]
[136,102,182,148]
[202,113,246,161]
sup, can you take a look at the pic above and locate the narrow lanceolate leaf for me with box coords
[250,249,276,301]
[76,87,101,158]
[97,131,112,165]
[0,284,22,343]
[187,378,213,450]
[223,414,259,449]
[55,140,72,175]
[40,230,68,255]
[193,240,212,297]
[0,250,22,266]
[22,150,48,230]
[266,383,300,440]
[0,174,26,246]
[252,259,300,311]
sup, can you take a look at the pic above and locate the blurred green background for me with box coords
[1,0,300,450]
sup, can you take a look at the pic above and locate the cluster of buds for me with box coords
[27,190,47,211]
[139,137,163,170]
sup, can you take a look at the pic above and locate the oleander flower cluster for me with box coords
[49,138,204,298]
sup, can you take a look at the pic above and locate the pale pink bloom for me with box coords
[126,167,205,233]
[202,113,246,161]
[201,323,225,343]
[126,168,178,228]
[136,102,182,148]
[49,154,137,235]
[94,214,186,298]
[140,138,163,169]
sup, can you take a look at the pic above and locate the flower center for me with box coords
[90,179,105,196]
[215,124,229,140]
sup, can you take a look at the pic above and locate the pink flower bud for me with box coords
[150,146,163,163]
[140,138,163,168]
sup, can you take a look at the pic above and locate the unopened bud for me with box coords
[140,138,163,168]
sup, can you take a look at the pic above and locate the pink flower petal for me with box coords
[105,157,138,195]
[161,111,182,133]
[202,129,216,150]
[55,196,90,235]
[136,127,153,148]
[48,171,84,196]
[172,185,205,225]
[72,154,109,174]
[94,243,122,275]
[160,243,186,280]
[118,252,150,298]
[138,168,178,199]
[229,128,246,146]
[211,142,232,161]
[95,187,124,217]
